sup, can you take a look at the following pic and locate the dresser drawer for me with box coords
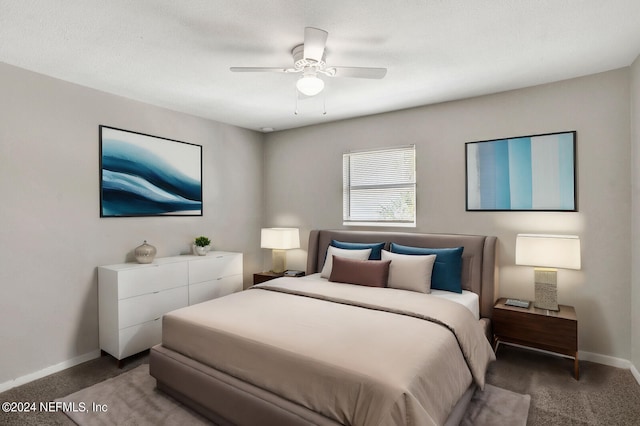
[189,254,242,284]
[118,319,162,359]
[188,275,242,305]
[117,261,188,299]
[118,286,188,329]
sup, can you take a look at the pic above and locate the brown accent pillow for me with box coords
[328,255,391,288]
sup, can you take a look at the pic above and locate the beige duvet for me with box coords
[162,277,495,426]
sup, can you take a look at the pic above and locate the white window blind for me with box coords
[343,145,416,227]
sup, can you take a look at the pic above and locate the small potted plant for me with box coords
[194,236,211,256]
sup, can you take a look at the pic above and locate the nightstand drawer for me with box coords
[253,272,284,285]
[493,308,577,354]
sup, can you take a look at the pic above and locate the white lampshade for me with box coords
[515,234,581,270]
[261,228,300,250]
[296,75,324,96]
[261,228,300,274]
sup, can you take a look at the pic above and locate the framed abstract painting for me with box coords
[100,126,203,217]
[465,131,576,211]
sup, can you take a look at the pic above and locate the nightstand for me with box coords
[493,297,579,379]
[253,271,284,285]
[253,271,306,285]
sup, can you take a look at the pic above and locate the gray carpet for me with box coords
[56,364,211,425]
[461,384,530,426]
[1,345,639,425]
[54,364,529,426]
[54,365,529,426]
[489,345,640,425]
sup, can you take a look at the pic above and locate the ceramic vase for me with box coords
[134,240,157,264]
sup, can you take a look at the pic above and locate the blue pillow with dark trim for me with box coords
[390,243,464,293]
[331,240,385,260]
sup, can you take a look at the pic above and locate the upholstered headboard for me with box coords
[306,230,498,320]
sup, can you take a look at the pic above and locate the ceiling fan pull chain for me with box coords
[294,86,299,115]
[322,89,327,115]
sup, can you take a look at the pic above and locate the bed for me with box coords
[149,230,498,426]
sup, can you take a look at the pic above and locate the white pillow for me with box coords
[381,250,436,293]
[320,246,372,278]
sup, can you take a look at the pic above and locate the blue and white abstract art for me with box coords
[466,131,576,211]
[100,126,202,217]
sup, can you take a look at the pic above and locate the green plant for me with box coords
[194,236,211,247]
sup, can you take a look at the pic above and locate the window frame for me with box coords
[342,144,416,227]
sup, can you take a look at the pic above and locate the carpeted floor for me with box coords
[54,365,529,426]
[0,351,148,426]
[1,345,639,425]
[489,344,640,425]
[56,364,212,425]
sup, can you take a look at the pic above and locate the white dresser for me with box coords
[98,251,243,363]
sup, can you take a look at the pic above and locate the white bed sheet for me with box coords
[301,273,480,320]
[429,289,479,320]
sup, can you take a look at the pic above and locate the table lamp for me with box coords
[261,228,300,273]
[515,234,581,311]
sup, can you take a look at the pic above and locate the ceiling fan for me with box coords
[230,27,387,97]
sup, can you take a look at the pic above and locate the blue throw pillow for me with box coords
[390,243,464,293]
[331,240,385,260]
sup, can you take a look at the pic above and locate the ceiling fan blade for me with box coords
[303,27,328,62]
[230,67,293,73]
[326,66,387,79]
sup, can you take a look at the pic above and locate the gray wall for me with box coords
[1,58,637,386]
[631,56,640,371]
[264,69,632,360]
[0,62,264,384]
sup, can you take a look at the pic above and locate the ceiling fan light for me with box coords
[296,75,324,96]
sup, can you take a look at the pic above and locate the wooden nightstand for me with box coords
[253,271,284,285]
[253,271,306,285]
[493,297,579,379]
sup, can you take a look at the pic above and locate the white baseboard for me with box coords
[560,350,640,386]
[500,343,640,385]
[0,350,101,393]
[579,350,632,369]
[579,352,640,386]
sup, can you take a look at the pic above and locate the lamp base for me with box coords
[271,249,287,274]
[534,268,559,311]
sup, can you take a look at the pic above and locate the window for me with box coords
[343,145,416,227]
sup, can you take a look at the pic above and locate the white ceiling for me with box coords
[1,1,640,132]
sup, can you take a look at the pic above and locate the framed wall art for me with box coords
[100,125,203,217]
[465,131,576,211]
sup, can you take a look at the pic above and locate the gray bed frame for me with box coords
[150,229,498,426]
